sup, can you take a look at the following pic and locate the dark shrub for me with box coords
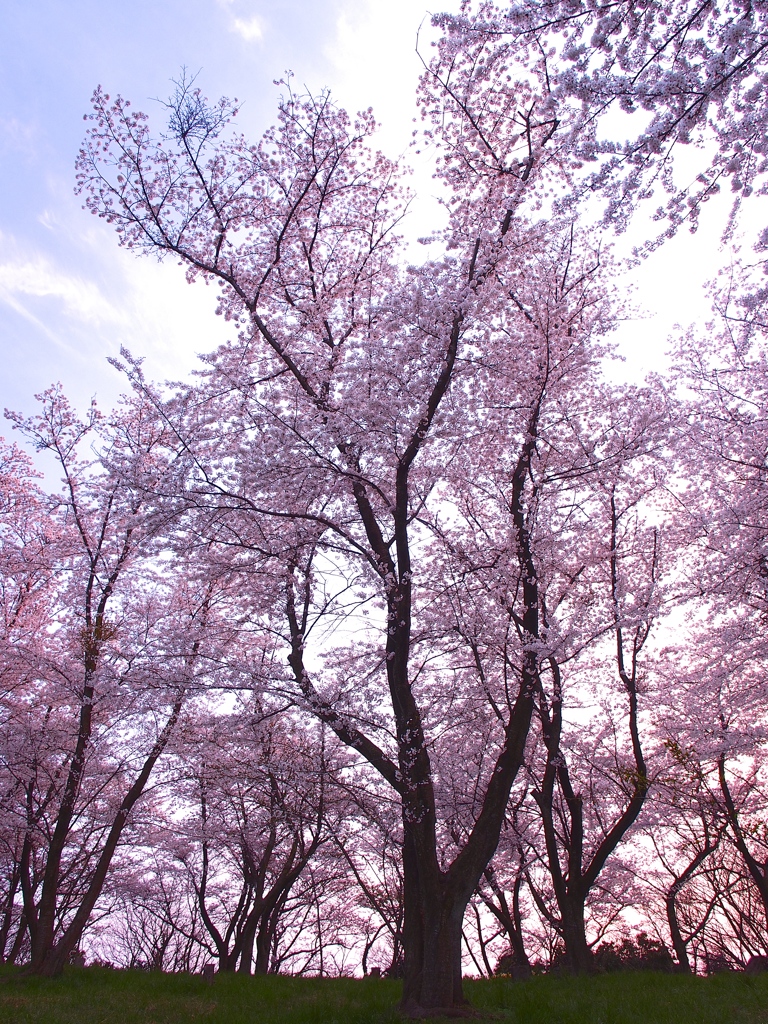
[594,933,675,973]
[495,952,532,979]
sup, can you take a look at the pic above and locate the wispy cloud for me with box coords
[0,116,38,159]
[231,15,264,41]
[0,240,123,332]
[214,0,264,43]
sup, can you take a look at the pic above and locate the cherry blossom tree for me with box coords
[0,438,58,963]
[171,703,335,974]
[471,784,536,976]
[69,0,768,1000]
[330,777,406,978]
[92,842,208,972]
[0,388,241,976]
[524,388,670,970]
[423,0,768,244]
[666,309,768,951]
[639,742,728,973]
[75,70,626,1006]
[642,744,768,973]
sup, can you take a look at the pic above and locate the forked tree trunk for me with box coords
[665,832,719,974]
[397,664,536,1013]
[400,833,466,1012]
[532,495,653,974]
[286,429,541,1012]
[559,895,593,973]
[667,889,692,973]
[718,756,768,937]
[479,852,532,974]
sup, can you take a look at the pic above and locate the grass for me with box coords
[466,972,768,1022]
[0,967,766,1024]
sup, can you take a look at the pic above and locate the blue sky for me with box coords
[0,0,455,419]
[0,0,739,431]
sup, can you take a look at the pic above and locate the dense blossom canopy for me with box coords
[2,0,768,1007]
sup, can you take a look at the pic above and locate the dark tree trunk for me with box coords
[531,493,653,974]
[237,919,256,974]
[719,755,768,932]
[253,905,278,974]
[28,656,98,971]
[400,833,466,1012]
[479,852,532,974]
[665,831,719,974]
[7,908,28,966]
[0,860,21,962]
[559,894,593,973]
[667,889,692,973]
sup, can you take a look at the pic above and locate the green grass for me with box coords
[465,972,768,1023]
[0,967,766,1024]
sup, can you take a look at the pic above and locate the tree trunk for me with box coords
[7,909,28,966]
[559,894,592,973]
[479,860,531,974]
[665,835,719,974]
[32,931,79,977]
[217,948,240,972]
[0,861,20,962]
[400,833,466,1014]
[237,922,256,974]
[719,755,768,932]
[666,889,692,973]
[253,913,274,974]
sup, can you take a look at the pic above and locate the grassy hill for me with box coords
[0,966,767,1023]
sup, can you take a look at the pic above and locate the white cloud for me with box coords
[214,1,264,43]
[0,239,124,331]
[232,15,264,41]
[0,217,230,389]
[0,116,38,158]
